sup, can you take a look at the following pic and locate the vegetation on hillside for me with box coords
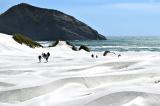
[79,45,90,52]
[66,41,78,51]
[49,40,59,47]
[13,33,43,48]
[49,40,78,51]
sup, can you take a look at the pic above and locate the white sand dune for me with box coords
[0,33,160,106]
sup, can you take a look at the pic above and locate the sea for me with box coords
[40,36,160,52]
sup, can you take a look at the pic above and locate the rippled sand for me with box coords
[0,33,160,106]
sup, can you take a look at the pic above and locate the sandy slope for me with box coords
[0,33,160,106]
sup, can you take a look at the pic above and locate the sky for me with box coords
[0,0,160,36]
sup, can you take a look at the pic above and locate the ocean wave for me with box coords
[38,39,160,52]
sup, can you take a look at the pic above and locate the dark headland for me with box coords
[0,3,106,41]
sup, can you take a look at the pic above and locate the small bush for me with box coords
[66,41,78,51]
[155,80,160,84]
[49,40,78,51]
[49,40,59,47]
[79,45,90,52]
[13,33,43,48]
[72,46,78,51]
[103,50,110,56]
[103,51,116,56]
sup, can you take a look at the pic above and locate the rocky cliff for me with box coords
[0,3,106,40]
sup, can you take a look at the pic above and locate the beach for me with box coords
[0,33,160,106]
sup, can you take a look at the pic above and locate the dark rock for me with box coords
[0,3,106,41]
[79,45,90,52]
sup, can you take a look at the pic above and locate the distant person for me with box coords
[91,54,94,58]
[47,52,50,57]
[42,53,47,62]
[38,55,42,62]
[46,52,50,62]
[42,53,47,58]
[42,53,45,57]
[96,55,98,58]
[118,54,121,58]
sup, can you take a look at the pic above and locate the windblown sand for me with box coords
[0,33,160,106]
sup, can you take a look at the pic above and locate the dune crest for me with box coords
[0,33,160,106]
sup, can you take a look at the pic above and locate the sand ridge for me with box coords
[0,33,160,106]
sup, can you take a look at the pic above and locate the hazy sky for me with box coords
[0,0,160,36]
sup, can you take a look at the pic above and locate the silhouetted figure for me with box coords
[38,55,42,62]
[42,53,45,57]
[96,55,98,58]
[118,54,121,58]
[47,52,50,57]
[42,53,47,62]
[46,52,50,62]
[91,54,94,58]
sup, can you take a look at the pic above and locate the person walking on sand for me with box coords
[46,52,50,62]
[38,55,42,62]
[118,54,121,58]
[91,54,94,58]
[42,53,47,62]
[96,55,98,58]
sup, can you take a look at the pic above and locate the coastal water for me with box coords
[71,36,160,52]
[40,36,160,52]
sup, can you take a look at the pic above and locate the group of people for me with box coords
[91,54,98,58]
[91,52,121,59]
[38,52,50,63]
[38,51,121,62]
